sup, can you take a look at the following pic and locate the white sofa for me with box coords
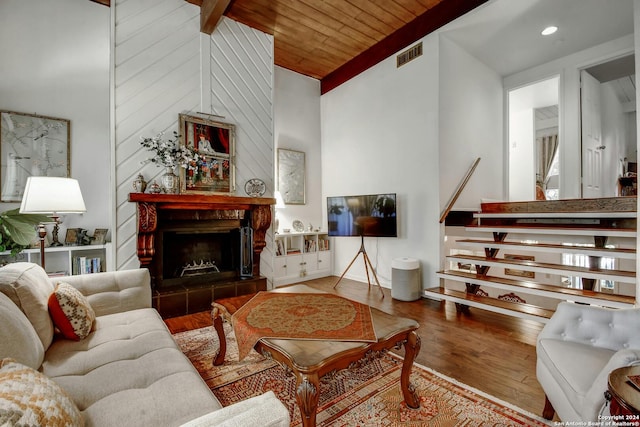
[0,262,290,427]
[536,301,640,422]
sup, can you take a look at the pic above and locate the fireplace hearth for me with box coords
[129,193,274,318]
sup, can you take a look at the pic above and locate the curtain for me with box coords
[536,134,559,186]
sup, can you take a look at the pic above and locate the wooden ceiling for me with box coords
[91,0,487,93]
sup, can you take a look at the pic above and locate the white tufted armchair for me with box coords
[536,302,640,422]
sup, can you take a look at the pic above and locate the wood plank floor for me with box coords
[165,276,548,418]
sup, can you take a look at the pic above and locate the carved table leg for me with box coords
[211,303,227,366]
[296,373,320,427]
[401,330,421,408]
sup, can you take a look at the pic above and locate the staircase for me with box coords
[426,197,638,323]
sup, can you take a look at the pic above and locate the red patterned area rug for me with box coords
[173,325,550,426]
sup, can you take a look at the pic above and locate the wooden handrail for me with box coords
[440,157,481,223]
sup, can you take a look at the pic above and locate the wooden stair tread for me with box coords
[456,239,636,258]
[447,254,636,280]
[465,224,636,238]
[438,270,635,306]
[480,197,637,214]
[423,287,554,319]
[475,212,636,219]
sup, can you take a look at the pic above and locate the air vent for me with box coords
[397,42,423,68]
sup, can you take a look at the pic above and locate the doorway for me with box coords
[508,76,560,201]
[580,54,636,198]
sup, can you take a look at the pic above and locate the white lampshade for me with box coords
[20,177,86,214]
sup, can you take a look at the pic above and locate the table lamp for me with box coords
[19,177,87,268]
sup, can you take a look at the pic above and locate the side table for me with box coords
[607,366,640,418]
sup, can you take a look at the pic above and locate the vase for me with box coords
[132,174,147,193]
[161,167,179,194]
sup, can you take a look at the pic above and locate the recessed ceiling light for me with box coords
[541,26,558,36]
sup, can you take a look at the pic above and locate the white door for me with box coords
[581,70,603,198]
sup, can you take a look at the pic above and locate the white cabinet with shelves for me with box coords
[273,232,331,286]
[0,243,112,276]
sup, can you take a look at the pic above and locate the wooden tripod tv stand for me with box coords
[333,234,385,298]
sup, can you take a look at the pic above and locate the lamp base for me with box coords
[37,223,46,269]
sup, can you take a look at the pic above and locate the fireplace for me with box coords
[129,193,274,318]
[159,228,244,288]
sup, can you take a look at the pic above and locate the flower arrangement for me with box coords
[139,131,199,169]
[140,131,231,191]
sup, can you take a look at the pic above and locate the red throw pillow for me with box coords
[48,282,95,340]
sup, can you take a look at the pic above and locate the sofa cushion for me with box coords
[0,292,44,369]
[48,281,96,340]
[43,308,221,426]
[0,358,83,427]
[59,268,152,317]
[0,262,54,349]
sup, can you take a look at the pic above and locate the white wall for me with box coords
[438,36,504,209]
[321,38,440,289]
[319,27,504,290]
[0,0,110,236]
[273,67,322,232]
[508,109,535,201]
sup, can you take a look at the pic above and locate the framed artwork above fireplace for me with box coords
[179,112,236,195]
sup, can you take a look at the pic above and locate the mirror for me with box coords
[277,148,306,205]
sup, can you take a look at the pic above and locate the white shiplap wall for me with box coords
[207,19,276,283]
[113,0,274,273]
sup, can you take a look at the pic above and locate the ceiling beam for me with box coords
[320,0,489,94]
[200,0,231,35]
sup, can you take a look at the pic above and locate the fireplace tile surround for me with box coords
[129,193,274,318]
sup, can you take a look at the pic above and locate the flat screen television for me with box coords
[327,193,397,237]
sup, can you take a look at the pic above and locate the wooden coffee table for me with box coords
[211,284,421,427]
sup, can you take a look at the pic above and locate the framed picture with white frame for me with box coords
[277,148,305,205]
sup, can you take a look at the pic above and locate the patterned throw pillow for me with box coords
[48,282,96,341]
[0,358,83,426]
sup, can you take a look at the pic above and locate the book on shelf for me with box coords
[73,256,102,275]
[304,239,317,252]
[319,239,330,251]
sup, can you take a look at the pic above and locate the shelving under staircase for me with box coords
[426,197,638,323]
